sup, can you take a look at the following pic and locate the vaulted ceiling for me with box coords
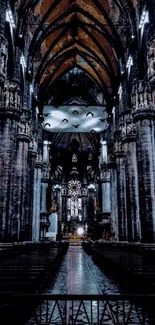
[17,0,137,108]
[16,0,137,159]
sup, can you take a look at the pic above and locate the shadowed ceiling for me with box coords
[17,0,130,103]
[17,0,136,104]
[16,0,136,147]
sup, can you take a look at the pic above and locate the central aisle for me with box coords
[26,245,150,325]
[45,245,120,294]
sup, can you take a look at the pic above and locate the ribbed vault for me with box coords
[16,0,135,108]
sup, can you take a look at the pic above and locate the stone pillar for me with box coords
[40,141,50,214]
[121,115,141,242]
[0,80,20,240]
[40,140,51,240]
[133,81,155,242]
[28,143,38,240]
[62,196,67,224]
[56,188,62,234]
[87,187,95,223]
[32,161,42,242]
[82,192,88,223]
[15,110,31,240]
[114,132,127,241]
[61,185,68,227]
[100,141,111,220]
[108,156,119,241]
[100,170,111,217]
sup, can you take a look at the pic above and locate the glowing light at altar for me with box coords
[77,227,84,235]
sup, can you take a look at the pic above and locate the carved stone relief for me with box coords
[18,110,31,136]
[132,80,153,110]
[3,81,20,110]
[147,39,155,83]
[0,37,7,83]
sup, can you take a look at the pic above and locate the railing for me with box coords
[0,294,155,325]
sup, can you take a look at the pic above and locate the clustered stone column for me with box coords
[81,187,88,223]
[32,159,42,242]
[114,131,127,241]
[133,81,155,242]
[99,140,111,218]
[108,77,155,243]
[87,187,95,224]
[41,141,50,208]
[55,187,62,234]
[121,110,141,242]
[15,110,31,240]
[0,80,21,240]
[61,186,67,230]
[108,154,119,241]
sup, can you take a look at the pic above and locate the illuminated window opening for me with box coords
[139,10,149,38]
[126,55,133,75]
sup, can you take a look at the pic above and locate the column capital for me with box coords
[42,162,50,180]
[121,121,137,142]
[35,162,43,169]
[113,137,124,157]
[100,170,110,182]
[133,107,155,121]
[131,79,153,111]
[17,134,31,143]
[0,80,21,120]
[28,139,38,157]
[107,155,116,168]
[114,151,124,158]
[17,109,31,136]
[122,134,137,143]
[28,150,37,158]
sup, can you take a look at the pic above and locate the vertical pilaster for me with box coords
[15,110,31,240]
[87,187,95,224]
[108,156,119,241]
[82,193,88,222]
[114,130,127,241]
[100,140,111,221]
[56,188,62,234]
[32,162,42,241]
[0,80,20,240]
[28,146,37,240]
[41,140,50,214]
[121,117,141,242]
[133,115,155,241]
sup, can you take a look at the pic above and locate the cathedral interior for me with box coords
[0,0,155,244]
[1,1,155,323]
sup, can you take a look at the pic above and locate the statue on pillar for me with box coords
[147,39,155,83]
[0,37,7,83]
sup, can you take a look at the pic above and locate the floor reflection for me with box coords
[25,246,149,324]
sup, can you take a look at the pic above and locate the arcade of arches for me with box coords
[0,0,155,243]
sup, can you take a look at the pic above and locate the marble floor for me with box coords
[45,245,120,295]
[25,246,150,325]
